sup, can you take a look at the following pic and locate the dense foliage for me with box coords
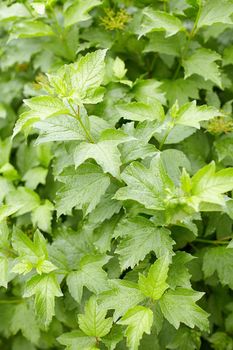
[1,0,233,349]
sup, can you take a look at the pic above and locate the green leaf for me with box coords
[56,164,110,216]
[8,20,54,41]
[24,96,68,118]
[185,162,233,209]
[0,3,30,21]
[167,252,194,289]
[138,255,170,300]
[58,330,96,350]
[67,255,110,303]
[196,0,233,29]
[133,79,166,105]
[6,187,40,216]
[223,46,233,66]
[101,325,124,350]
[64,0,102,27]
[138,8,184,38]
[144,32,186,57]
[114,217,174,270]
[116,102,164,122]
[161,149,191,185]
[0,221,11,288]
[74,140,122,178]
[159,288,209,331]
[23,273,63,327]
[87,183,122,225]
[78,296,113,338]
[183,49,222,87]
[13,111,39,138]
[114,155,174,210]
[167,326,201,350]
[45,50,106,106]
[208,332,233,350]
[174,101,222,129]
[118,306,153,350]
[113,57,127,79]
[214,134,233,162]
[12,228,56,275]
[34,116,86,144]
[23,167,48,190]
[10,303,40,344]
[72,49,107,99]
[0,137,11,168]
[161,78,199,105]
[31,200,54,233]
[98,280,145,321]
[203,247,233,289]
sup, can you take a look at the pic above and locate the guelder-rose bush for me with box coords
[0,0,233,349]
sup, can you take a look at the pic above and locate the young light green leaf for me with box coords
[67,255,110,303]
[118,306,153,350]
[138,8,184,38]
[185,162,233,209]
[114,217,174,270]
[138,255,170,300]
[12,111,39,138]
[174,101,223,129]
[24,96,69,118]
[183,49,222,87]
[56,164,110,216]
[78,296,113,338]
[159,288,209,331]
[113,57,127,79]
[73,49,107,97]
[47,50,106,104]
[12,228,56,275]
[23,273,63,327]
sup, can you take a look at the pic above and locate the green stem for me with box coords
[163,0,167,12]
[173,1,202,80]
[189,0,202,39]
[68,104,95,143]
[0,246,17,258]
[0,299,23,304]
[195,238,229,245]
[159,121,175,150]
[24,2,34,17]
